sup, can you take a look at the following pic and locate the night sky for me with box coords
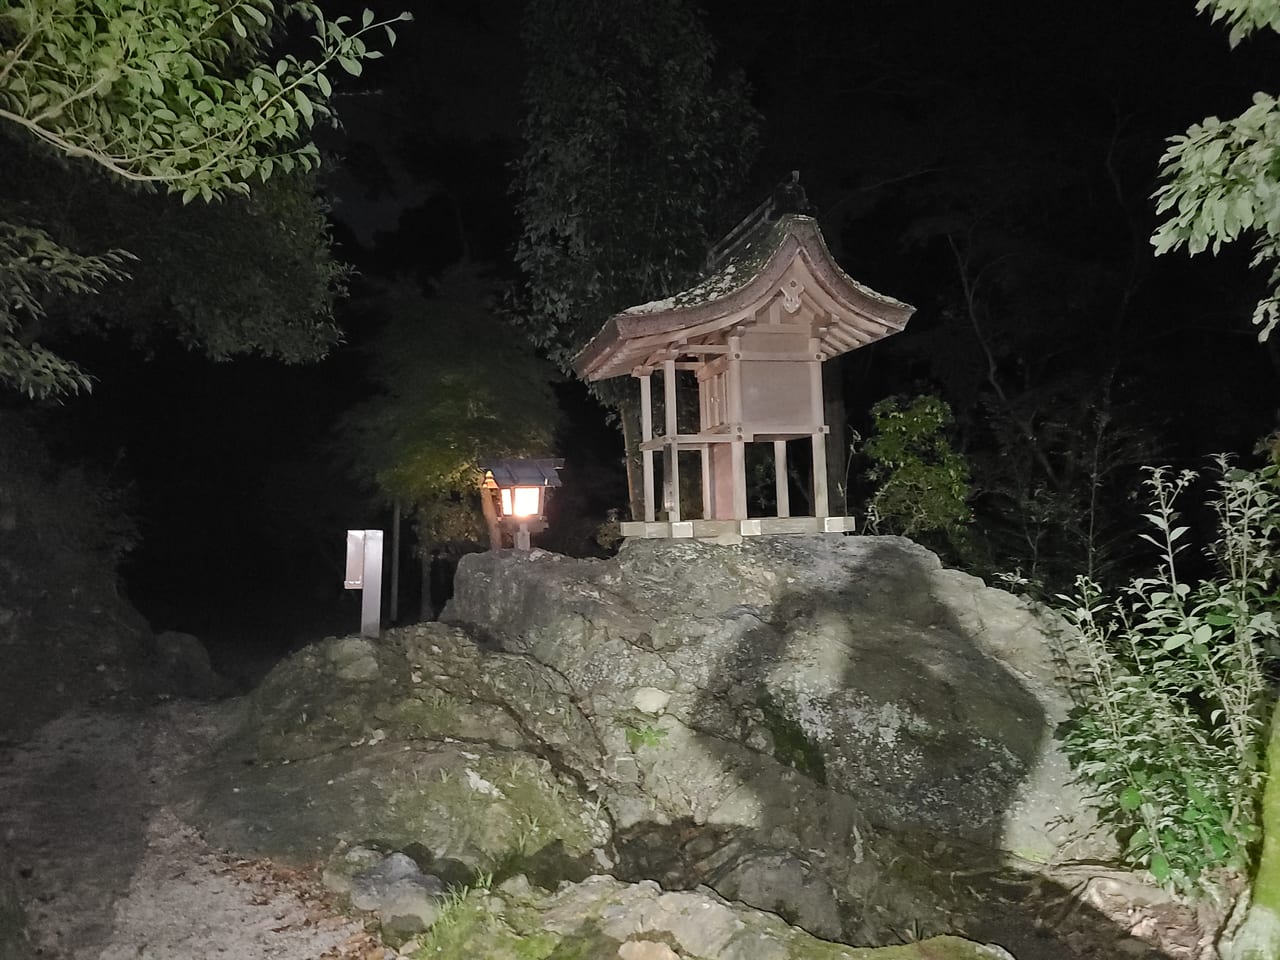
[35,1,1280,672]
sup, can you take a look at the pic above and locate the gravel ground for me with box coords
[0,703,379,960]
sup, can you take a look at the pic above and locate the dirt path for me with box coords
[0,702,377,960]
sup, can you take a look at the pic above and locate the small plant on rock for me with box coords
[624,723,668,752]
[1058,459,1279,895]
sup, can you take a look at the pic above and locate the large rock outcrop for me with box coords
[443,536,1095,863]
[177,535,1142,955]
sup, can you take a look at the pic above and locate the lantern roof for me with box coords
[479,458,564,489]
[573,185,914,382]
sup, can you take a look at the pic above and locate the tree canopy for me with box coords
[338,265,560,531]
[512,0,759,380]
[1,138,348,366]
[0,0,408,397]
[0,0,407,197]
[1153,0,1280,338]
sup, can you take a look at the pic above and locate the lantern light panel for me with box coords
[499,486,545,518]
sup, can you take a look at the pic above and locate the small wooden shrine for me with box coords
[574,180,914,540]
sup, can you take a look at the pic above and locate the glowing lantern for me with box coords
[480,458,564,549]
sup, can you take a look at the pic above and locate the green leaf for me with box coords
[294,88,313,125]
[1149,853,1171,883]
[1163,633,1190,652]
[337,55,362,76]
[1119,785,1142,811]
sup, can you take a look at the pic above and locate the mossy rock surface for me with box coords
[177,630,608,871]
[412,874,1013,960]
[181,737,606,866]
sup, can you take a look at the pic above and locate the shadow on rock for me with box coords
[442,535,1194,958]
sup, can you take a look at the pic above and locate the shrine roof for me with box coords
[573,212,914,381]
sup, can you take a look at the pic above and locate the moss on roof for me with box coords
[621,215,791,315]
[619,213,909,318]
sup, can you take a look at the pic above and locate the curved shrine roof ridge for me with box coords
[574,214,914,382]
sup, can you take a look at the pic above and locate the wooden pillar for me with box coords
[620,400,645,523]
[700,444,712,519]
[731,441,748,519]
[710,444,734,519]
[811,432,829,517]
[639,373,656,522]
[773,440,790,518]
[726,335,743,426]
[726,334,746,519]
[664,358,680,522]
[808,346,829,517]
[823,352,849,516]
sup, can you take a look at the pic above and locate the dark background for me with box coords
[34,0,1279,674]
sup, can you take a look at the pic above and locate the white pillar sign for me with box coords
[344,529,383,638]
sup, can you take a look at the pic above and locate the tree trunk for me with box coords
[1223,704,1280,960]
[479,487,503,550]
[389,499,401,623]
[419,546,436,622]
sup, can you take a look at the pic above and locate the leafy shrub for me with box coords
[861,394,973,547]
[1058,459,1278,894]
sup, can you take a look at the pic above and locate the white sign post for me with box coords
[344,529,384,639]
